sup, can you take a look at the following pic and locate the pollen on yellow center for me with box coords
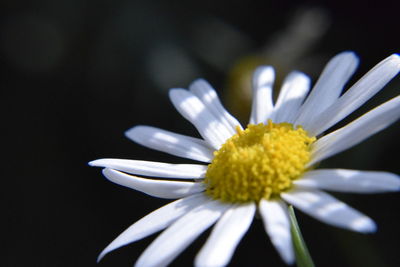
[204,120,316,203]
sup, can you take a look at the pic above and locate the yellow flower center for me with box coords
[204,121,315,203]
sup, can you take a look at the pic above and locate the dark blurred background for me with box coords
[2,0,400,266]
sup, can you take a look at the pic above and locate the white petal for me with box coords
[282,188,376,233]
[195,203,255,267]
[295,52,359,130]
[310,95,400,166]
[271,71,310,124]
[189,79,243,135]
[135,199,229,267]
[126,125,214,163]
[98,193,207,262]
[90,159,207,179]
[169,89,233,150]
[259,199,294,265]
[250,66,275,124]
[307,54,400,136]
[294,169,400,193]
[101,168,205,199]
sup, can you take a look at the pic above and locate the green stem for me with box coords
[288,205,315,267]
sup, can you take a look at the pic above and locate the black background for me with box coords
[2,0,400,266]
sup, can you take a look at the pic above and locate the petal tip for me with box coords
[97,246,114,263]
[289,70,309,79]
[102,167,115,176]
[385,53,400,68]
[280,249,295,265]
[333,51,359,67]
[168,88,185,97]
[190,78,208,86]
[390,53,400,60]
[340,50,357,58]
[96,252,106,263]
[253,65,275,87]
[352,217,377,234]
[88,159,103,167]
[124,125,145,140]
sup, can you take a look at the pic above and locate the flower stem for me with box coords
[288,205,315,267]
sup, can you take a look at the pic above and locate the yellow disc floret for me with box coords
[204,120,315,203]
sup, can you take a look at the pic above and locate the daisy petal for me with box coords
[282,188,376,233]
[98,193,207,262]
[295,51,359,131]
[310,95,400,165]
[272,71,310,124]
[125,126,214,163]
[259,199,294,265]
[250,66,275,124]
[169,89,233,149]
[135,200,229,267]
[189,79,243,135]
[90,159,207,179]
[102,168,205,199]
[294,169,400,193]
[195,203,255,267]
[308,54,400,136]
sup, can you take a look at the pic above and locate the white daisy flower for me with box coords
[90,51,400,267]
